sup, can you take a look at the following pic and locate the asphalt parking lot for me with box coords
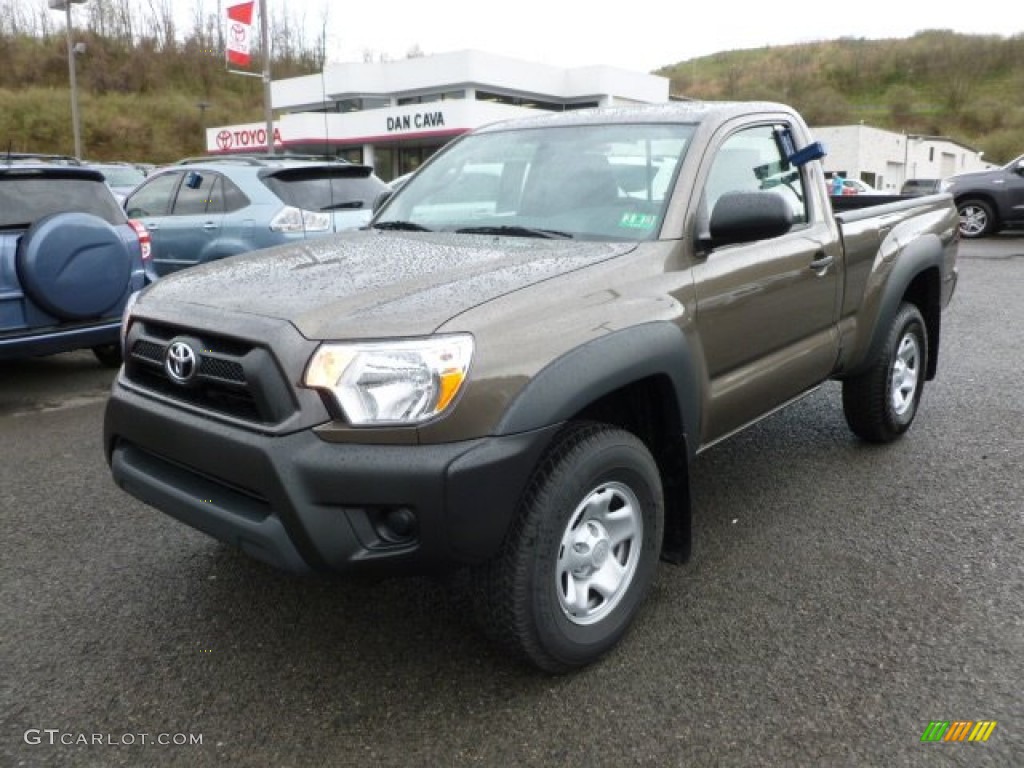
[1,235,1022,767]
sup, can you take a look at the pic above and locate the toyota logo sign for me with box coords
[165,341,198,384]
[216,130,234,150]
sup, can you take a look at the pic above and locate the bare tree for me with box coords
[145,0,176,50]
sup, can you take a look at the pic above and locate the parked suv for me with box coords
[941,154,1024,238]
[88,162,147,203]
[0,164,148,366]
[124,157,388,280]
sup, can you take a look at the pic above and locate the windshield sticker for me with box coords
[618,212,658,230]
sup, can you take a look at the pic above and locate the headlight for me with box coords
[269,206,331,233]
[304,335,474,425]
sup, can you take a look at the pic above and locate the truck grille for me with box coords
[125,320,294,424]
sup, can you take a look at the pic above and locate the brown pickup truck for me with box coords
[105,101,958,672]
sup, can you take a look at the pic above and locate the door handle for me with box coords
[810,252,834,270]
[202,222,218,230]
[145,222,159,231]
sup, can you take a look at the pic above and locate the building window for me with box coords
[398,90,466,106]
[336,97,391,113]
[476,90,564,111]
[338,148,363,164]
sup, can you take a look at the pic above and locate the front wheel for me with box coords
[471,423,664,673]
[957,198,995,239]
[842,302,928,443]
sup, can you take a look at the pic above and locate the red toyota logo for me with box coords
[231,22,246,43]
[216,130,233,150]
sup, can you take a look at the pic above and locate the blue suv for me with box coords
[123,157,388,280]
[0,163,148,366]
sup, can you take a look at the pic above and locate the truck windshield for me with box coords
[375,123,695,241]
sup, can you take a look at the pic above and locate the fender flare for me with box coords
[851,233,944,378]
[495,321,701,454]
[494,321,700,563]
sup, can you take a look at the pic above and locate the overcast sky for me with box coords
[260,0,1020,72]
[36,0,1020,73]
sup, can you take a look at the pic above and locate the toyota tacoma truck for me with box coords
[104,102,958,672]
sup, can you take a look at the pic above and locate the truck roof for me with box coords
[473,100,799,134]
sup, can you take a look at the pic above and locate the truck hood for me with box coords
[141,230,636,339]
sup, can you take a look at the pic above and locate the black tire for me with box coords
[471,422,664,673]
[843,302,928,443]
[92,344,123,368]
[957,198,996,239]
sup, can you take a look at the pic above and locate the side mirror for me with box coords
[707,191,794,248]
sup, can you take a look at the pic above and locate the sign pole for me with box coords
[259,0,273,155]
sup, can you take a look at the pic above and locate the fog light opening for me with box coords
[373,507,418,545]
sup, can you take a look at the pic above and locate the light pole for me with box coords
[48,0,89,159]
[197,101,211,153]
[259,0,273,155]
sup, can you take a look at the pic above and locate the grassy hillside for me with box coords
[657,30,1024,164]
[1,27,1022,165]
[0,27,320,164]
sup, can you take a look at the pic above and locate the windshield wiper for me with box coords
[320,200,365,211]
[374,220,433,232]
[454,225,574,239]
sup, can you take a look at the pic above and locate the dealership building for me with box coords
[205,50,669,181]
[206,49,991,186]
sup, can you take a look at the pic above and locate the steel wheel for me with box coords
[556,481,643,626]
[890,333,921,417]
[470,422,664,673]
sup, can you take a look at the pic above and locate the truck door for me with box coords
[692,123,842,443]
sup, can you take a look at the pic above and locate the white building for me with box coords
[813,125,992,192]
[205,50,670,181]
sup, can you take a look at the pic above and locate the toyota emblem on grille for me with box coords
[165,341,198,384]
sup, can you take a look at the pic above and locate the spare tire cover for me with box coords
[16,212,132,320]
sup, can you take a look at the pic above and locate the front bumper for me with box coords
[105,381,558,573]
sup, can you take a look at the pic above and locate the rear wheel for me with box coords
[471,422,663,673]
[957,198,995,239]
[843,302,928,443]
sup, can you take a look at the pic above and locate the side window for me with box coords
[221,176,250,212]
[705,125,808,226]
[205,176,226,214]
[124,172,181,218]
[172,171,217,216]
